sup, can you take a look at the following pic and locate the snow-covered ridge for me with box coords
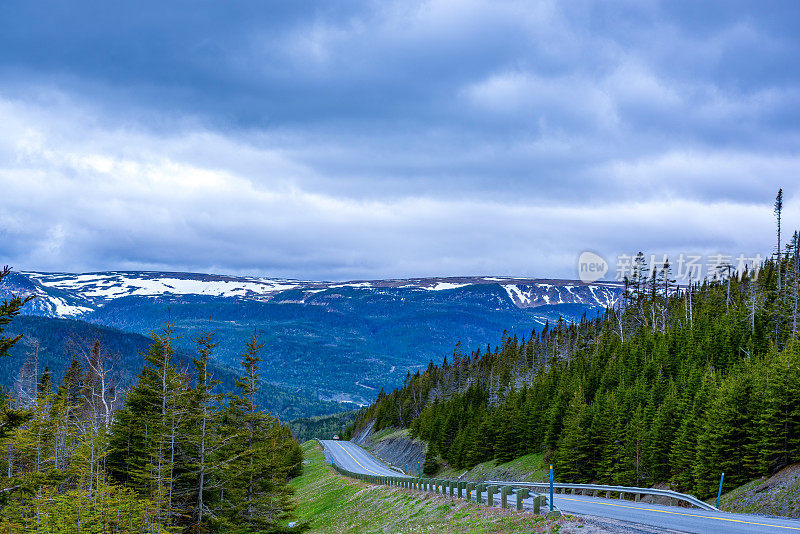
[501,283,620,308]
[24,271,303,300]
[5,271,623,318]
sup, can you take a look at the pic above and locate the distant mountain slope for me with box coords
[1,270,622,406]
[11,271,621,314]
[3,316,348,420]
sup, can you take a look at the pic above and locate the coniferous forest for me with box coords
[348,203,800,500]
[0,265,302,533]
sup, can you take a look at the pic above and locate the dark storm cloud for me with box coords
[0,1,799,279]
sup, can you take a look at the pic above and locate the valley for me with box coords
[1,270,621,413]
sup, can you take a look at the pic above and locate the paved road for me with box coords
[322,440,800,534]
[320,439,410,478]
[547,492,800,534]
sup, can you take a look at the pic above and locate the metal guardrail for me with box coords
[317,440,712,514]
[485,480,717,511]
[317,440,553,515]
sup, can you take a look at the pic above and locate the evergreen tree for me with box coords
[216,329,296,533]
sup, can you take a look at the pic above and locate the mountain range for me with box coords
[1,270,622,414]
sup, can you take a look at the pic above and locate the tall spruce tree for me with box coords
[216,329,296,533]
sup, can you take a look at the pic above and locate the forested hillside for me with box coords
[349,231,800,500]
[0,267,302,533]
[4,315,347,420]
[289,410,359,443]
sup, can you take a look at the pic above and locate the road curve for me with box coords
[323,440,800,534]
[320,439,410,478]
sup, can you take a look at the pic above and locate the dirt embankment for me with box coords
[720,463,800,517]
[353,421,426,476]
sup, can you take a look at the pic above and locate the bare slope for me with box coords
[719,463,800,517]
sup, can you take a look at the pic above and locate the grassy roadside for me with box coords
[289,441,574,533]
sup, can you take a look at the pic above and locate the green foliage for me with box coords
[422,446,441,476]
[213,330,299,532]
[0,267,34,442]
[2,317,302,532]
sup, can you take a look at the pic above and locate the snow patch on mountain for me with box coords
[48,297,94,317]
[424,282,470,291]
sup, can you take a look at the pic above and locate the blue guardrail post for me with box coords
[716,472,725,509]
[549,464,554,512]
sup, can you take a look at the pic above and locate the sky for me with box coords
[1,0,799,281]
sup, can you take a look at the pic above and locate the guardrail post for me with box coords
[535,495,547,514]
[487,485,497,506]
[448,481,454,497]
[457,482,464,498]
[466,483,474,500]
[476,484,485,503]
[515,488,529,511]
[619,491,626,500]
[500,486,511,508]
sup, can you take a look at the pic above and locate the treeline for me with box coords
[348,201,800,499]
[289,410,359,443]
[0,267,302,533]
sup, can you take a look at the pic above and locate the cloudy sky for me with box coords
[1,0,798,280]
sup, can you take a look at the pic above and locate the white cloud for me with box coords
[0,93,793,280]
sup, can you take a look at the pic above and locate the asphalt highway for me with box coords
[321,440,800,534]
[320,439,411,478]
